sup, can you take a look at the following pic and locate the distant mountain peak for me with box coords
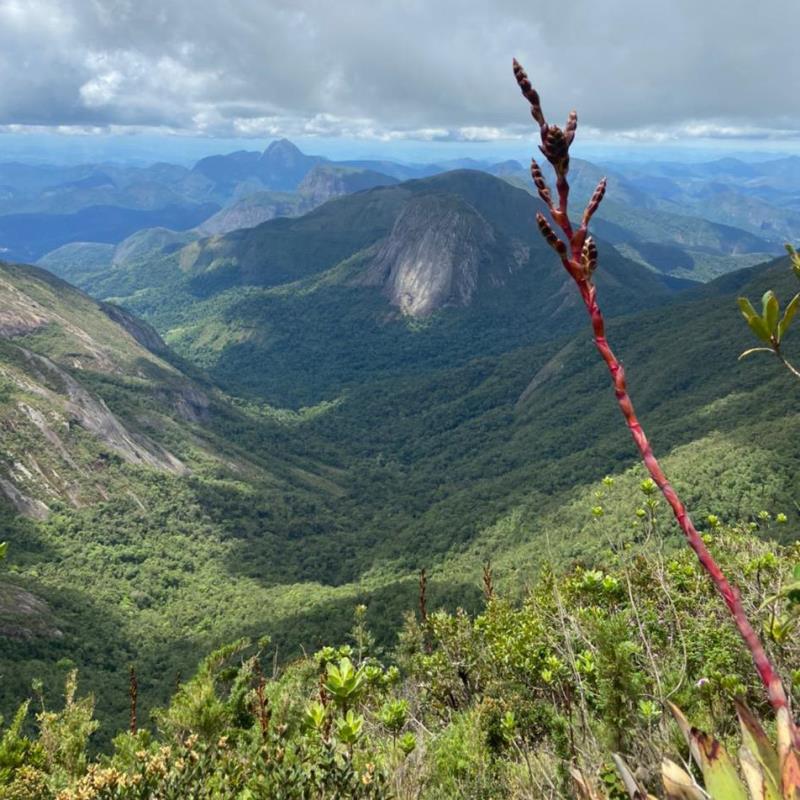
[261,138,310,168]
[264,138,302,156]
[256,139,324,190]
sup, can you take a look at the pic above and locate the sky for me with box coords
[1,0,799,164]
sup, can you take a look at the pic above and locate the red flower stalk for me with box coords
[512,58,799,746]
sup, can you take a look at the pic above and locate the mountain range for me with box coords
[0,139,787,283]
[1,154,799,735]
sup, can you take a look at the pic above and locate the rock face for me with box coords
[361,194,495,317]
[0,584,62,640]
[99,303,168,354]
[297,166,398,207]
[20,348,187,475]
[197,192,304,236]
[0,262,199,518]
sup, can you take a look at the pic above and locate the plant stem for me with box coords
[578,276,798,747]
[775,347,800,380]
[513,57,799,748]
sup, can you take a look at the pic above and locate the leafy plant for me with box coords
[737,247,800,378]
[324,657,367,708]
[576,702,800,800]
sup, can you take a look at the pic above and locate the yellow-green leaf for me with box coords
[736,700,781,796]
[739,297,773,342]
[779,293,800,341]
[763,290,780,335]
[668,703,748,800]
[662,758,704,799]
[740,745,777,800]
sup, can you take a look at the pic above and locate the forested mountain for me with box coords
[1,198,799,742]
[43,170,681,405]
[497,158,782,280]
[17,142,790,285]
[0,141,401,261]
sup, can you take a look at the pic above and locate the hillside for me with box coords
[66,170,679,406]
[0,203,219,262]
[498,158,780,280]
[27,144,785,289]
[0,261,363,732]
[4,237,800,744]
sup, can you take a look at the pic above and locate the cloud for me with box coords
[0,0,798,142]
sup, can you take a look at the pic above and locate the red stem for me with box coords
[513,58,798,745]
[575,275,797,745]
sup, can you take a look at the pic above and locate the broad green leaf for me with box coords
[763,290,780,335]
[692,730,749,800]
[739,297,773,342]
[739,296,759,322]
[779,293,800,340]
[788,244,800,281]
[748,315,774,343]
[0,542,7,560]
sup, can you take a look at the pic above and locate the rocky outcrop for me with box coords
[0,272,51,337]
[297,166,397,207]
[0,308,48,337]
[0,477,49,520]
[359,194,495,317]
[0,584,63,640]
[19,348,186,475]
[100,302,168,355]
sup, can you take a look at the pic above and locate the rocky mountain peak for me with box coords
[361,193,495,318]
[263,138,304,164]
[257,139,322,190]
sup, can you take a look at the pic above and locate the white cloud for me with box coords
[0,0,798,142]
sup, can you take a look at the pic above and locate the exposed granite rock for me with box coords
[0,584,63,640]
[297,166,398,207]
[100,302,168,355]
[0,274,50,336]
[0,477,49,520]
[360,194,495,317]
[19,348,187,475]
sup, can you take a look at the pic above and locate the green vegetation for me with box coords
[0,520,796,798]
[2,220,800,739]
[737,245,800,380]
[1,141,800,799]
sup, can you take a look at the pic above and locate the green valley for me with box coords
[1,167,799,750]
